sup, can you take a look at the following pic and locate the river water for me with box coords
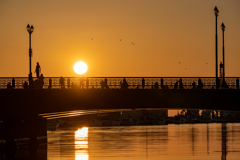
[46,123,240,160]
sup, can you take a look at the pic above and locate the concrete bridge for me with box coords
[0,77,240,139]
[0,88,240,120]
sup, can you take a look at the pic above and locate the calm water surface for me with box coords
[47,123,240,160]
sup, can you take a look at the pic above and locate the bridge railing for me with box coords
[0,77,239,89]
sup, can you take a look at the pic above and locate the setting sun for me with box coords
[74,62,87,74]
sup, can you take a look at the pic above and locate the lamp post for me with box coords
[26,24,34,76]
[221,23,225,85]
[214,6,219,88]
[26,24,34,88]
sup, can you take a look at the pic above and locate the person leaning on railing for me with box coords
[12,78,15,89]
[48,78,52,89]
[6,82,12,89]
[23,81,28,89]
[192,81,196,89]
[197,78,203,89]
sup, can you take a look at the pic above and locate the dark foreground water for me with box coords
[46,123,240,160]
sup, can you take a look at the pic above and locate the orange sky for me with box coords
[0,0,240,77]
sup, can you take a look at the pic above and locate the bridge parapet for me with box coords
[0,77,239,89]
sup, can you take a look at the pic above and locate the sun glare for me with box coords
[74,62,87,74]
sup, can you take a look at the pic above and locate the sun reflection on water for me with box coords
[75,127,89,160]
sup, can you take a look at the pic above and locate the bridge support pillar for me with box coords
[0,117,47,154]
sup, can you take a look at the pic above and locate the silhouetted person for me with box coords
[192,81,196,89]
[121,78,128,89]
[100,80,104,89]
[29,134,38,158]
[161,78,164,89]
[104,78,108,88]
[23,81,28,89]
[39,74,44,89]
[48,78,52,89]
[174,81,178,89]
[60,76,65,89]
[80,76,85,89]
[216,77,220,89]
[197,78,203,89]
[35,62,41,78]
[222,81,229,89]
[86,78,89,89]
[71,82,75,89]
[4,135,17,160]
[142,78,145,89]
[236,78,239,89]
[7,82,12,89]
[154,82,159,89]
[225,81,228,88]
[165,84,169,89]
[179,78,183,89]
[67,78,70,89]
[12,78,15,89]
[151,82,154,89]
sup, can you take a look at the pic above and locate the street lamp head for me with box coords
[26,24,30,32]
[214,6,219,16]
[30,25,34,32]
[27,24,34,33]
[221,23,225,31]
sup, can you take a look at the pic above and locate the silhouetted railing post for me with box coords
[236,78,239,89]
[28,74,33,88]
[80,77,85,89]
[60,76,65,89]
[142,78,145,89]
[86,78,89,89]
[67,78,70,89]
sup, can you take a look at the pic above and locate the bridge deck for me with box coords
[0,89,240,120]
